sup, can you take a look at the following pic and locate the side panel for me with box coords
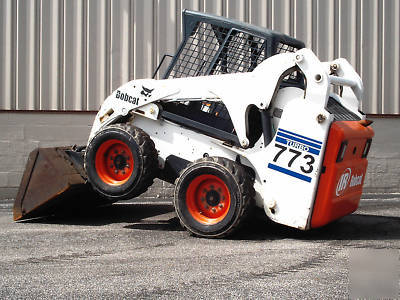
[253,99,332,230]
[130,115,238,170]
[311,121,374,228]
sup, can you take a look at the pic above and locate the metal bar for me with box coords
[329,76,357,87]
[205,27,234,75]
[152,54,173,79]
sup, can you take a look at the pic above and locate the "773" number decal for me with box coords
[273,143,315,174]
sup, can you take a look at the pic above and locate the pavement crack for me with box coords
[11,250,114,266]
[251,244,343,278]
[199,243,344,283]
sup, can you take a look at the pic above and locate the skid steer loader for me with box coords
[14,10,374,238]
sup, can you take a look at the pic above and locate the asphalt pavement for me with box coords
[0,197,399,299]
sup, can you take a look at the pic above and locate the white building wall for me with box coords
[0,0,399,198]
[0,0,399,113]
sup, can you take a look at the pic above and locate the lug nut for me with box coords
[212,208,216,213]
[219,204,223,208]
[114,170,118,174]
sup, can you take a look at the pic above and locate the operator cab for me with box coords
[156,10,305,148]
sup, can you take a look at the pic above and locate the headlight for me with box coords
[336,141,348,162]
[362,139,372,158]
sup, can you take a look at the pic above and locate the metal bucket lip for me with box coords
[13,146,95,221]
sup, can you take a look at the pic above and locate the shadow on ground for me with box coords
[18,200,400,241]
[235,210,400,242]
[20,201,175,225]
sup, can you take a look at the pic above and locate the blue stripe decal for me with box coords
[277,131,322,149]
[275,136,288,145]
[275,136,320,155]
[307,147,320,156]
[268,163,312,183]
[278,128,322,145]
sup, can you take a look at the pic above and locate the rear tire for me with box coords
[174,157,254,238]
[85,123,158,200]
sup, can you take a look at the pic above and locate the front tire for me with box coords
[174,157,254,238]
[85,123,158,200]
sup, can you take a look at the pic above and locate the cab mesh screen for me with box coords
[168,22,297,79]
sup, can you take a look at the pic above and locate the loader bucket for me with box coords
[13,147,100,221]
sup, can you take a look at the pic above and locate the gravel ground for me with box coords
[0,197,399,299]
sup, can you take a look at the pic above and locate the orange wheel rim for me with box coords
[95,139,134,186]
[186,174,231,225]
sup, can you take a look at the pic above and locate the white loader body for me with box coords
[13,10,373,238]
[88,48,365,230]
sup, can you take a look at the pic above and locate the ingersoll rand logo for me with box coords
[336,168,352,196]
[336,168,364,196]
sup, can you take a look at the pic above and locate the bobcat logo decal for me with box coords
[140,86,154,97]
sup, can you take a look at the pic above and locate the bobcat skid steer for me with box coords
[14,10,374,238]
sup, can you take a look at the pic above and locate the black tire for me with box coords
[174,157,254,238]
[84,123,158,200]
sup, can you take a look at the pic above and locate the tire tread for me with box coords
[174,156,254,238]
[86,123,158,199]
[113,123,158,199]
